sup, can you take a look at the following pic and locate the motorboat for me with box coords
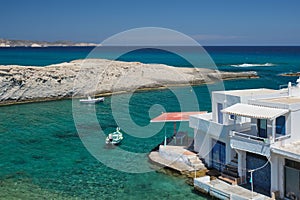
[79,96,104,104]
[106,127,123,145]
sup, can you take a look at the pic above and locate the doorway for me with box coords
[285,159,300,199]
[211,140,226,171]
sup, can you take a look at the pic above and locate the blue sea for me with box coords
[0,46,300,199]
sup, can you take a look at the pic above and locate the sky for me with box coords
[0,0,300,45]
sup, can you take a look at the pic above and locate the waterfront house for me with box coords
[190,79,300,199]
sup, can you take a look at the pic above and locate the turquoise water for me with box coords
[0,47,300,199]
[0,90,209,199]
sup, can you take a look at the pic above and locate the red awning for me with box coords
[150,111,207,122]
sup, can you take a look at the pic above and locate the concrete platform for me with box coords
[149,151,194,172]
[148,145,206,175]
[194,176,272,200]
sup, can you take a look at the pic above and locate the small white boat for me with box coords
[79,96,104,104]
[106,127,123,145]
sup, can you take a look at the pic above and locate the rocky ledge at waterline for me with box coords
[280,72,300,77]
[0,59,257,105]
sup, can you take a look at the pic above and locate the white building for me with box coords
[190,79,300,199]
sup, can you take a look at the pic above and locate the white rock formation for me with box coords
[0,59,257,104]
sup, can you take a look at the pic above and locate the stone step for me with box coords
[188,160,203,168]
[189,159,201,164]
[219,174,242,185]
[187,157,199,161]
[218,175,238,185]
[187,155,201,161]
[190,161,203,165]
[222,170,239,178]
[186,155,198,160]
[192,163,205,169]
[225,164,238,172]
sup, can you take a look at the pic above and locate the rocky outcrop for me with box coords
[0,59,257,105]
[280,72,300,77]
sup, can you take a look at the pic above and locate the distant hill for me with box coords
[0,39,98,47]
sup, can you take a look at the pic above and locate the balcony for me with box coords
[230,131,291,157]
[230,131,271,157]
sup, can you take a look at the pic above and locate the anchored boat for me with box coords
[79,96,105,104]
[106,127,123,145]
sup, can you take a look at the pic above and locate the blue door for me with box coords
[246,153,271,196]
[212,140,226,171]
[217,103,223,124]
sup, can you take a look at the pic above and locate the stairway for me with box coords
[219,159,241,185]
[186,155,205,170]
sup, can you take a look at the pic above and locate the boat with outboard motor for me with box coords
[106,127,123,145]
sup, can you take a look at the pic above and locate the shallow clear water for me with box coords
[1,46,300,199]
[0,93,210,199]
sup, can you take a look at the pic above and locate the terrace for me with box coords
[222,103,290,157]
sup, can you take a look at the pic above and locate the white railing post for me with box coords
[272,119,276,143]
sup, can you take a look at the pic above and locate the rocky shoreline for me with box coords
[280,72,300,77]
[0,59,258,105]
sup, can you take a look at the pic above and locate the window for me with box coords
[257,119,267,138]
[217,103,223,124]
[286,159,300,170]
[276,116,286,135]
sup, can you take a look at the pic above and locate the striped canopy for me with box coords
[221,103,289,120]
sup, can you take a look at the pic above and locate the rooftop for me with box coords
[213,88,281,97]
[272,141,300,161]
[259,96,300,105]
[151,111,207,122]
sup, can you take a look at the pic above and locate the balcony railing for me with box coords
[274,134,291,142]
[230,131,291,157]
[230,131,291,143]
[230,131,271,157]
[229,131,271,144]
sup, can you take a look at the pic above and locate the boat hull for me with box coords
[79,97,105,104]
[106,128,123,145]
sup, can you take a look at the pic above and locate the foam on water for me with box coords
[230,63,275,67]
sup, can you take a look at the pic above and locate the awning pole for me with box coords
[250,170,254,200]
[233,115,237,131]
[173,122,176,136]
